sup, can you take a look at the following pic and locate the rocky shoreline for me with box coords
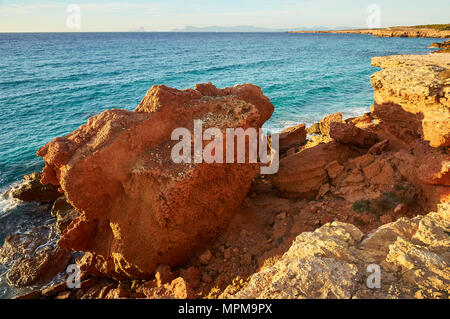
[288,26,450,38]
[1,51,449,299]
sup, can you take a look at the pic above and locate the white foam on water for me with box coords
[0,193,20,217]
[0,181,24,216]
[342,106,371,119]
[264,105,371,135]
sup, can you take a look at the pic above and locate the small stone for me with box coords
[379,214,395,224]
[51,197,79,234]
[360,212,375,224]
[312,219,321,227]
[320,214,333,225]
[42,281,68,297]
[202,273,212,283]
[55,290,71,299]
[316,183,330,199]
[199,250,212,265]
[223,248,232,260]
[325,161,345,179]
[7,247,72,288]
[394,204,408,215]
[240,229,249,237]
[154,265,175,287]
[240,254,252,266]
[185,266,201,289]
[168,277,195,299]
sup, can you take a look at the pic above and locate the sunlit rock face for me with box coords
[370,54,450,148]
[37,83,273,279]
[230,203,450,299]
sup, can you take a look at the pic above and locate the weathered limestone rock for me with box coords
[306,123,320,134]
[51,197,79,234]
[319,112,343,136]
[36,83,273,279]
[6,247,71,288]
[430,40,450,53]
[289,27,450,38]
[6,172,61,202]
[371,54,450,147]
[0,226,53,264]
[231,203,449,299]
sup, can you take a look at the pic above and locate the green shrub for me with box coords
[413,24,450,31]
[352,200,372,213]
[352,191,410,215]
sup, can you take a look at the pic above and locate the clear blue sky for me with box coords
[0,0,449,32]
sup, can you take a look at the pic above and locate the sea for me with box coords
[0,32,440,298]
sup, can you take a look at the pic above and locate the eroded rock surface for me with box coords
[271,141,360,198]
[289,27,450,38]
[51,197,79,234]
[279,123,306,153]
[371,54,450,147]
[6,172,61,202]
[36,83,274,279]
[329,122,378,148]
[230,203,449,299]
[6,247,71,288]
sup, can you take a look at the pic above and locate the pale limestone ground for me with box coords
[371,54,450,106]
[288,29,450,39]
[227,203,449,299]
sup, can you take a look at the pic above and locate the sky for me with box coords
[0,0,449,32]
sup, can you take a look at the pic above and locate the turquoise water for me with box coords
[0,32,439,190]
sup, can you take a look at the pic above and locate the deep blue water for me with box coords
[0,32,439,191]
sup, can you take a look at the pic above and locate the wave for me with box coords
[0,186,20,217]
[304,86,334,95]
[342,106,371,118]
[0,79,34,86]
[178,58,287,76]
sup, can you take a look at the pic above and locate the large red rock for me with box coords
[36,83,273,279]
